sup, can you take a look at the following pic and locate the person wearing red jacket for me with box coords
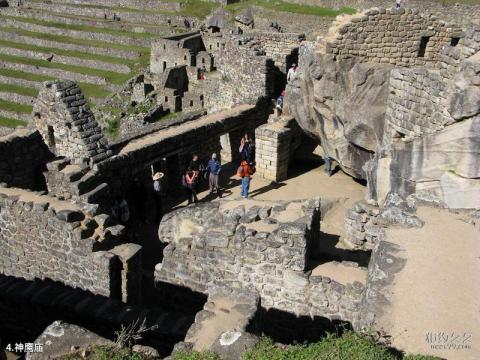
[238,160,254,198]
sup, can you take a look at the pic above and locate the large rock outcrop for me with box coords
[287,49,392,178]
[286,8,480,209]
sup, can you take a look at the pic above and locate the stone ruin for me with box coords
[0,4,479,359]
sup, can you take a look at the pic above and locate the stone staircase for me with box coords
[0,0,190,134]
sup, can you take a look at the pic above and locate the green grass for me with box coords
[226,0,355,17]
[174,332,442,360]
[0,15,160,39]
[79,83,111,99]
[0,39,141,67]
[0,53,133,85]
[0,83,38,97]
[59,346,146,360]
[0,99,32,114]
[0,116,27,128]
[0,26,150,53]
[0,68,54,82]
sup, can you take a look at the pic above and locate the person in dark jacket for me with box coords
[206,153,221,194]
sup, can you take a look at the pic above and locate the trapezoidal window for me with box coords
[418,36,430,58]
[190,100,193,107]
[451,37,460,47]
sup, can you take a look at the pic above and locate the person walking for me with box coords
[395,0,403,9]
[287,63,297,82]
[151,168,164,221]
[324,155,333,177]
[206,153,221,194]
[237,160,254,198]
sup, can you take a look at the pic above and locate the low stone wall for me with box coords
[0,17,152,47]
[344,201,384,250]
[0,129,52,189]
[0,61,107,85]
[42,0,182,12]
[25,1,195,28]
[155,199,365,323]
[0,74,42,90]
[0,30,140,59]
[0,91,33,105]
[0,46,131,74]
[0,109,31,122]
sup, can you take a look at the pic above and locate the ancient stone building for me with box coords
[32,81,111,165]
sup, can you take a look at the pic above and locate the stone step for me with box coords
[0,30,140,59]
[0,109,31,122]
[0,46,131,74]
[0,91,34,105]
[0,60,107,85]
[0,17,154,47]
[1,8,169,35]
[0,74,42,89]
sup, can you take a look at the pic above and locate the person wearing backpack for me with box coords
[237,160,254,198]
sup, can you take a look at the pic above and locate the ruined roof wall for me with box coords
[322,7,463,68]
[32,81,111,165]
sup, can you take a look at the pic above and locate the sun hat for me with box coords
[153,172,164,181]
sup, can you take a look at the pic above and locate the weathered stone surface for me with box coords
[211,331,259,360]
[26,321,113,360]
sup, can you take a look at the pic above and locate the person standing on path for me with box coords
[151,167,164,221]
[287,63,297,82]
[185,169,198,204]
[237,160,254,198]
[206,153,221,194]
[324,155,333,177]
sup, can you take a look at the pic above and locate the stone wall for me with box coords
[32,81,111,165]
[42,0,182,11]
[155,199,365,323]
[205,36,274,111]
[386,67,453,140]
[250,32,304,73]
[0,189,118,297]
[323,8,463,67]
[0,17,152,47]
[0,129,52,190]
[344,201,384,250]
[255,116,303,182]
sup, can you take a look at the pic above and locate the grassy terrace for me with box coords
[0,39,145,68]
[0,14,160,39]
[0,26,150,52]
[0,69,110,99]
[0,83,37,97]
[0,116,28,128]
[0,99,32,114]
[0,53,137,85]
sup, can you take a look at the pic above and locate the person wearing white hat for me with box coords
[151,165,164,221]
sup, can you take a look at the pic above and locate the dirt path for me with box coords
[379,207,480,359]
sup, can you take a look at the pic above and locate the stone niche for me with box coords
[155,198,364,323]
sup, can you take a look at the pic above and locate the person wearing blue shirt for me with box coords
[206,153,221,194]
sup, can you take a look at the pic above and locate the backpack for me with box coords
[236,165,245,178]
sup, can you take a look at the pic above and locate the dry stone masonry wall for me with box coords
[155,200,365,323]
[32,81,111,165]
[323,8,463,67]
